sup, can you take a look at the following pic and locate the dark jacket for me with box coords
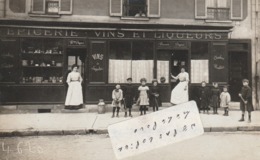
[199,86,210,108]
[123,84,135,108]
[149,85,162,107]
[240,86,254,112]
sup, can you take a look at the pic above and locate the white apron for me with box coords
[170,72,189,104]
[65,72,83,106]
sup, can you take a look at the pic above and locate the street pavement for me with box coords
[0,132,260,160]
[0,107,260,136]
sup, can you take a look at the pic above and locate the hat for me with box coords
[127,78,132,81]
[140,78,147,83]
[242,79,249,83]
[223,85,228,89]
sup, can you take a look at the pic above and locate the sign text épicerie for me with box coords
[0,27,228,41]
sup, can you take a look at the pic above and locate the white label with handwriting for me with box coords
[108,101,204,159]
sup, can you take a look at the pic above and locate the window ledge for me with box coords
[205,19,232,23]
[120,17,150,21]
[28,13,61,18]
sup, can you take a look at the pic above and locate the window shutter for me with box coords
[110,0,122,16]
[59,0,73,14]
[231,0,243,20]
[195,0,207,19]
[31,0,45,14]
[147,0,161,17]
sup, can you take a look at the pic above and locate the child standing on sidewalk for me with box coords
[123,78,135,117]
[211,82,220,114]
[220,86,231,116]
[238,79,254,123]
[111,84,123,118]
[137,78,150,115]
[150,79,161,112]
[199,81,210,114]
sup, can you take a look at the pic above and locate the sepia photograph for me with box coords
[0,0,260,159]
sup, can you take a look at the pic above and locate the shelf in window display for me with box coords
[21,53,63,55]
[22,66,63,68]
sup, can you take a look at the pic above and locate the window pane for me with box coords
[191,60,209,83]
[109,41,131,83]
[157,50,171,84]
[132,41,154,83]
[124,0,147,17]
[191,42,209,59]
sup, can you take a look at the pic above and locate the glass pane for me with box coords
[191,42,209,59]
[191,60,209,83]
[0,39,17,82]
[109,41,131,83]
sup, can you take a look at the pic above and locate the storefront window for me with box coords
[0,39,18,83]
[157,50,170,84]
[20,38,64,84]
[109,41,154,83]
[190,42,209,83]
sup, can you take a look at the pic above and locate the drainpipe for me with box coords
[255,0,259,110]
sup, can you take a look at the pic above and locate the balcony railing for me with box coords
[123,4,147,17]
[207,8,230,20]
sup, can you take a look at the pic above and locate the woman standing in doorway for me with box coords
[65,64,83,109]
[170,67,189,105]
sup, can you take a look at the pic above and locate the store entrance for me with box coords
[66,48,87,100]
[228,51,249,101]
[171,50,189,89]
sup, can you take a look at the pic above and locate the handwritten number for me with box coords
[183,111,190,119]
[168,117,172,123]
[166,131,170,136]
[147,125,150,128]
[183,125,187,131]
[143,139,146,144]
[153,122,157,130]
[149,137,153,143]
[134,129,137,133]
[162,119,166,124]
[176,114,180,119]
[136,141,139,149]
[118,147,123,152]
[173,129,177,137]
[159,134,162,139]
[125,145,129,150]
[191,123,196,129]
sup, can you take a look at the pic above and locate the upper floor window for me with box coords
[124,0,147,17]
[31,0,73,15]
[110,0,161,18]
[195,0,244,21]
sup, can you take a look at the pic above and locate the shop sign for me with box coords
[0,27,229,41]
[68,39,86,46]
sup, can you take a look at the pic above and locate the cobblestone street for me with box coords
[0,132,260,160]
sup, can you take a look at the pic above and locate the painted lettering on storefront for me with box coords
[1,28,227,40]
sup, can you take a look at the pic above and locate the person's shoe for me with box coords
[124,114,127,118]
[238,118,244,122]
[111,115,115,118]
[116,114,119,118]
[247,119,251,123]
[129,114,133,117]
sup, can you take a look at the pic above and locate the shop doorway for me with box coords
[228,51,249,101]
[171,50,189,89]
[66,48,87,100]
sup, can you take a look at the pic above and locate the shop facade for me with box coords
[0,24,252,104]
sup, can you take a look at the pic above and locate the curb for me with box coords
[0,126,259,137]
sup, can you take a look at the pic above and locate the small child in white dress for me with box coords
[220,86,231,116]
[137,78,149,115]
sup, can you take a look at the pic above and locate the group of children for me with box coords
[198,79,254,123]
[111,77,254,123]
[111,78,161,118]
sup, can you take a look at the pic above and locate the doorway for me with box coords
[171,50,189,89]
[228,51,249,101]
[66,48,87,101]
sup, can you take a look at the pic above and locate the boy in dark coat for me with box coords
[150,79,162,112]
[238,79,254,123]
[211,82,221,114]
[199,81,210,114]
[123,78,135,117]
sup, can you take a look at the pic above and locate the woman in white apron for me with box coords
[170,67,189,105]
[65,64,83,109]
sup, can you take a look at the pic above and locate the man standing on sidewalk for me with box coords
[239,79,254,123]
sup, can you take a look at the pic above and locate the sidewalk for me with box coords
[0,109,260,137]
